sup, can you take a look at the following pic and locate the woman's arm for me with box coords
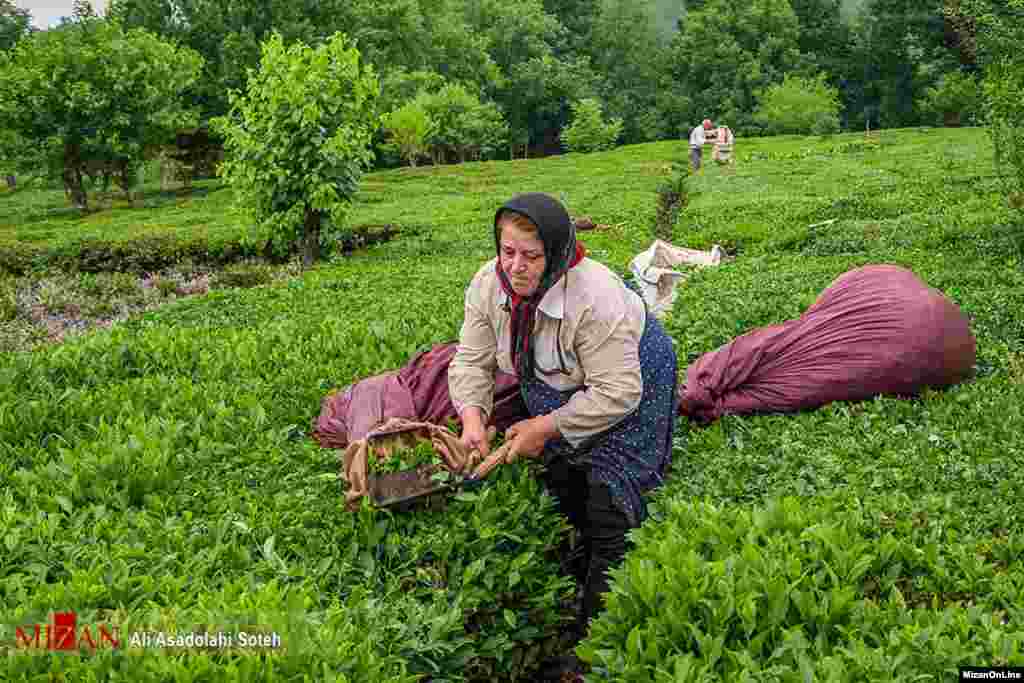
[549,307,644,449]
[449,275,499,423]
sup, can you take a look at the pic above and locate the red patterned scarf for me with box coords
[496,241,586,380]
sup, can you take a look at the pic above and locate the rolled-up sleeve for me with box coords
[550,307,643,449]
[449,277,498,421]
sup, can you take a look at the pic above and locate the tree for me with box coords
[110,0,362,120]
[419,84,510,164]
[460,0,577,153]
[844,0,958,130]
[667,0,802,135]
[0,0,31,51]
[416,0,504,91]
[456,99,510,161]
[918,69,983,125]
[984,58,1024,209]
[503,54,600,156]
[377,69,447,116]
[0,17,203,210]
[957,0,1023,67]
[109,0,572,159]
[560,98,623,152]
[382,100,435,167]
[214,32,380,269]
[0,0,30,189]
[960,0,1024,208]
[754,73,842,135]
[70,0,98,21]
[588,0,673,142]
[789,0,853,83]
[542,0,601,53]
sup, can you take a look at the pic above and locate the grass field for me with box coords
[1,127,1023,681]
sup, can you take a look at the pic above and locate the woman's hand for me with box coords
[505,414,559,459]
[459,407,491,459]
[469,414,560,479]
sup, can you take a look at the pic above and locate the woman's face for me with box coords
[499,220,546,298]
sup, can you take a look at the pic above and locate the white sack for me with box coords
[629,239,725,317]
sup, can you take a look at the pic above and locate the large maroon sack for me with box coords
[678,265,977,424]
[312,341,528,449]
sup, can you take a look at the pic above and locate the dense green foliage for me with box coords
[585,493,1024,679]
[918,70,983,127]
[382,101,436,168]
[668,0,803,134]
[417,84,510,164]
[214,33,380,268]
[0,0,31,50]
[1,128,1022,679]
[560,99,623,154]
[0,17,202,210]
[967,0,1024,210]
[755,74,843,135]
[100,0,1019,159]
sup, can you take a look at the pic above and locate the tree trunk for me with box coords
[943,110,962,127]
[301,207,322,270]
[4,175,14,190]
[63,143,88,211]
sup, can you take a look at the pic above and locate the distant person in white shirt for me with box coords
[689,119,713,172]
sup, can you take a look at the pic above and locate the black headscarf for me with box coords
[493,193,585,381]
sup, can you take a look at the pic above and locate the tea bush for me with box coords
[0,276,16,321]
[0,257,575,680]
[214,263,277,290]
[2,127,1022,680]
[0,179,267,276]
[582,494,1024,681]
[578,128,1024,679]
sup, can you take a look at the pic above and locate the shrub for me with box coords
[560,98,623,154]
[754,73,842,136]
[84,298,118,318]
[154,275,180,298]
[455,100,510,162]
[78,271,141,298]
[0,234,273,277]
[37,279,77,314]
